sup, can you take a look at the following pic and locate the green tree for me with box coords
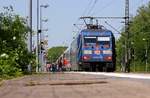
[47,46,67,63]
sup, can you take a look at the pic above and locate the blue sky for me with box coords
[0,0,149,48]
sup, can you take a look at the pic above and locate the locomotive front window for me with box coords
[84,37,97,43]
[98,41,110,48]
[97,37,110,41]
[97,36,110,48]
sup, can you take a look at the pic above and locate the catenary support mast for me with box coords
[124,0,130,72]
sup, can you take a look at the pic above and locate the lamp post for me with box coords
[29,0,32,53]
[121,44,126,72]
[39,4,49,71]
[36,0,40,72]
[143,38,148,72]
[40,4,49,32]
[131,41,135,72]
[29,0,32,73]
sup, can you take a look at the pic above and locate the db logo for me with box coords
[94,50,100,54]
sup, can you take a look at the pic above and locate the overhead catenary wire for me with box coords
[86,0,98,16]
[73,0,93,25]
[91,0,115,16]
[81,0,94,16]
[105,21,121,35]
[72,0,96,37]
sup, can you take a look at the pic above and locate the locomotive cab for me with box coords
[70,23,116,72]
[78,28,116,72]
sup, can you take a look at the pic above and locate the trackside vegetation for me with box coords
[0,6,35,79]
[47,46,67,63]
[116,2,150,72]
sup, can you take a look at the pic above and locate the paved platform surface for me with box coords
[73,72,150,79]
[0,72,150,98]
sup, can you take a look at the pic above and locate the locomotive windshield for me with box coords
[97,37,110,48]
[97,41,110,48]
[97,37,110,41]
[84,37,97,43]
[84,36,111,48]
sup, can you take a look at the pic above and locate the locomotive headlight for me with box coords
[103,50,112,54]
[83,50,92,54]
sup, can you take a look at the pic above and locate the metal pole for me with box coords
[40,6,43,71]
[28,0,32,72]
[133,47,135,72]
[40,6,42,32]
[39,5,49,72]
[29,0,32,52]
[146,40,148,72]
[124,0,130,72]
[36,0,40,72]
[133,50,135,72]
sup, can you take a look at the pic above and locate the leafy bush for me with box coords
[0,6,35,78]
[0,56,22,78]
